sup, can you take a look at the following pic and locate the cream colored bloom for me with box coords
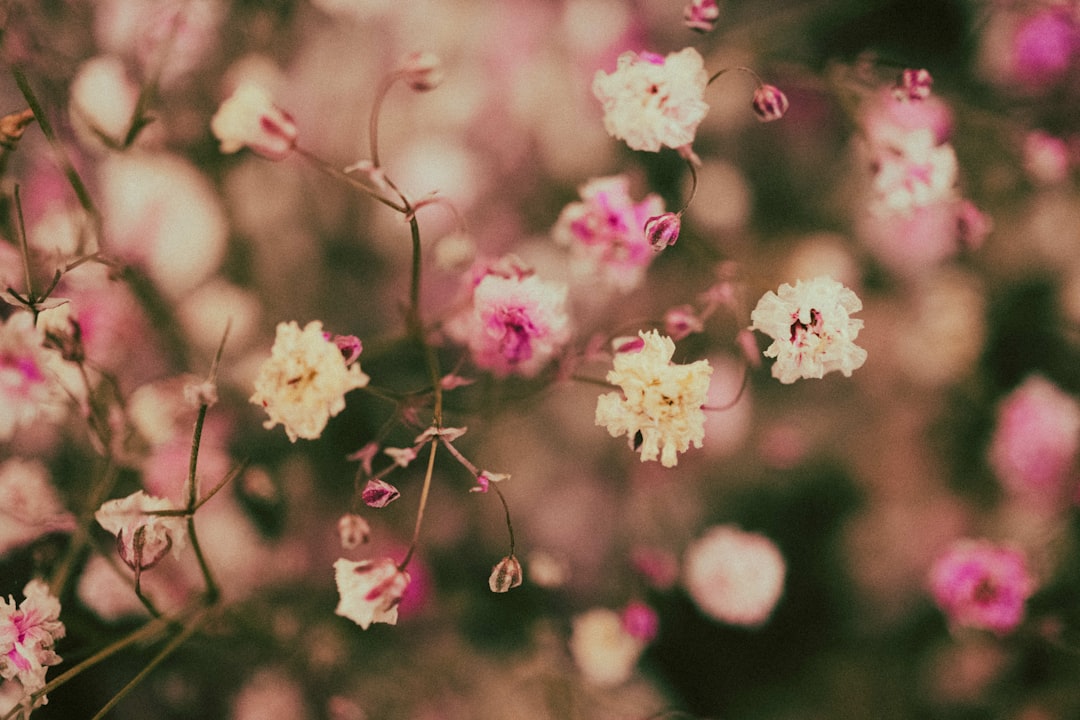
[210,82,297,160]
[592,48,709,153]
[595,330,712,467]
[749,276,867,384]
[95,491,187,569]
[251,321,369,442]
[683,525,786,626]
[333,558,409,630]
[568,607,646,687]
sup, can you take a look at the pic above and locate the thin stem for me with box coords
[369,71,403,169]
[293,145,407,213]
[439,436,479,476]
[398,438,437,571]
[88,608,212,720]
[707,65,764,88]
[569,374,615,389]
[678,159,699,215]
[12,67,102,251]
[187,513,218,602]
[491,484,515,555]
[701,361,750,412]
[12,185,33,301]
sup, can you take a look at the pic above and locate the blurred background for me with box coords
[2,0,1080,718]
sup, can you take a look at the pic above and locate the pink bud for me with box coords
[347,442,379,477]
[489,555,523,593]
[471,470,510,494]
[895,68,933,101]
[338,514,371,549]
[645,213,681,251]
[332,334,364,365]
[362,478,400,508]
[751,84,789,122]
[683,0,720,33]
[117,524,172,571]
[621,600,659,642]
[612,335,646,354]
[401,52,444,92]
[664,305,705,341]
[956,200,992,251]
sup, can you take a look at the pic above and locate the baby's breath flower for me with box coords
[595,330,712,468]
[0,313,67,441]
[361,479,400,508]
[333,558,410,630]
[250,321,370,442]
[644,212,681,251]
[488,555,523,593]
[748,276,867,384]
[337,514,371,550]
[569,607,646,687]
[684,0,721,33]
[682,525,786,626]
[0,579,66,702]
[95,491,188,570]
[210,82,298,160]
[400,51,444,92]
[592,47,709,153]
[751,84,789,122]
[928,539,1034,634]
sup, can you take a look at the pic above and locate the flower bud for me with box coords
[117,523,172,571]
[210,82,298,160]
[895,68,933,101]
[489,554,523,593]
[751,84,789,122]
[401,52,444,92]
[338,514,371,549]
[683,0,720,33]
[620,600,659,642]
[664,305,705,341]
[644,213,681,251]
[361,478,400,508]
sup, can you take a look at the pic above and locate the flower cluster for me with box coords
[595,330,712,467]
[928,539,1034,635]
[0,579,65,704]
[749,276,867,384]
[250,321,370,442]
[553,175,665,291]
[592,48,710,155]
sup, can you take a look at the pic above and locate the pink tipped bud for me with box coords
[331,334,364,365]
[210,82,298,160]
[683,0,720,33]
[338,514,371,549]
[751,84,789,122]
[645,212,681,251]
[489,555,523,593]
[117,524,172,571]
[401,52,444,92]
[612,335,646,354]
[362,478,400,508]
[895,68,933,101]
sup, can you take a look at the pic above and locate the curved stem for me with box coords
[491,484,515,555]
[369,71,403,169]
[707,65,764,88]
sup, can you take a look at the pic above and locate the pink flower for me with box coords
[592,47,709,153]
[333,558,410,630]
[682,525,786,627]
[928,539,1034,634]
[552,175,664,291]
[1011,9,1078,87]
[0,579,65,699]
[684,0,721,33]
[0,313,66,441]
[988,376,1080,497]
[644,212,681,251]
[620,601,659,642]
[751,84,789,122]
[210,82,298,161]
[445,260,571,377]
[361,479,400,508]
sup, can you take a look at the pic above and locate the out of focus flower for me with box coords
[250,321,370,442]
[0,458,74,556]
[211,82,298,161]
[36,304,83,364]
[337,514,370,549]
[569,607,647,687]
[871,130,958,213]
[682,525,786,626]
[592,48,709,153]
[620,601,659,643]
[595,330,712,467]
[445,263,571,377]
[664,305,704,341]
[1023,131,1070,186]
[751,84,789,122]
[1011,8,1078,87]
[0,313,66,441]
[644,212,681,251]
[895,68,933,101]
[333,558,410,630]
[684,0,720,33]
[928,539,1034,634]
[631,546,680,590]
[95,491,188,570]
[232,668,311,720]
[400,51,444,92]
[748,276,867,384]
[988,375,1080,497]
[69,55,139,148]
[488,555,523,593]
[0,579,65,700]
[552,175,664,292]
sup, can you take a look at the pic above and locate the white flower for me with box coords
[333,558,409,630]
[871,130,958,213]
[749,276,867,384]
[683,525,786,626]
[0,579,66,700]
[568,607,646,687]
[592,47,709,153]
[95,491,188,569]
[595,330,712,468]
[210,82,298,160]
[250,321,370,442]
[0,458,74,556]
